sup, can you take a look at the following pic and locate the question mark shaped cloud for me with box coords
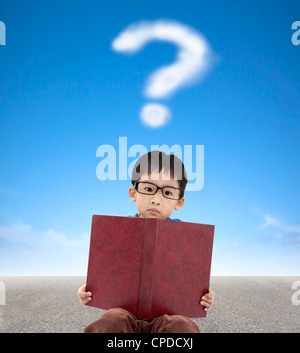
[112,19,212,127]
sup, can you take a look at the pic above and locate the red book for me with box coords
[86,215,214,320]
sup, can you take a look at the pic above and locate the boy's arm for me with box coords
[200,289,215,311]
[77,284,92,305]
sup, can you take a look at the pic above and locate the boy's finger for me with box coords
[77,285,85,295]
[203,292,215,300]
[201,296,213,304]
[77,290,85,298]
[205,290,215,299]
[200,300,211,308]
[81,297,92,305]
[83,292,92,297]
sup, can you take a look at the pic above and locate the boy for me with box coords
[78,151,215,333]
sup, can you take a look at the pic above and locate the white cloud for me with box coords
[257,213,300,245]
[284,226,300,244]
[287,226,300,236]
[0,221,90,275]
[112,20,215,127]
[0,221,88,248]
[140,103,171,127]
[112,19,213,99]
[260,214,279,229]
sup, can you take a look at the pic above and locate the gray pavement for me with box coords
[0,276,299,333]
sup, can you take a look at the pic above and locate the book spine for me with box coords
[137,218,158,319]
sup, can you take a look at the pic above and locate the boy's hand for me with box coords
[200,289,215,311]
[77,284,92,305]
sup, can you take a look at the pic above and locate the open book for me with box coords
[86,215,214,319]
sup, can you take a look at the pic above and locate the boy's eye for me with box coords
[164,190,172,196]
[145,187,153,192]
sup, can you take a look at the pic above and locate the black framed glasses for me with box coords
[134,181,184,200]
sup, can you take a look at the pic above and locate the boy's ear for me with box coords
[129,186,137,202]
[174,196,185,210]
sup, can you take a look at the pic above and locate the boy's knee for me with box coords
[102,307,131,320]
[159,314,200,333]
[84,307,137,333]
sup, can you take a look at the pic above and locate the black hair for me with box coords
[131,151,187,196]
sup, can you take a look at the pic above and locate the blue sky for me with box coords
[0,0,300,275]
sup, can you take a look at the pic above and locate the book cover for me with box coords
[86,215,214,319]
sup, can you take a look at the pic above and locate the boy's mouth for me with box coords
[148,208,160,214]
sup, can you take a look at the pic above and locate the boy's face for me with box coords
[129,170,185,220]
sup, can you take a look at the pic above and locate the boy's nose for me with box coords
[151,198,161,205]
[151,190,162,205]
